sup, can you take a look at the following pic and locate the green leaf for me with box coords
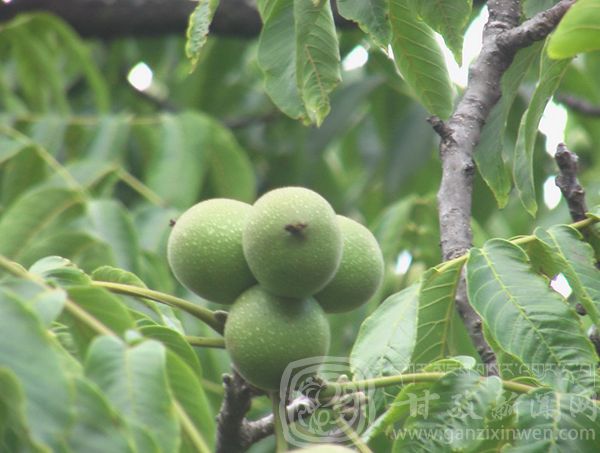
[84,337,180,453]
[547,0,600,59]
[505,389,600,452]
[389,0,454,119]
[524,0,561,17]
[207,126,256,202]
[411,260,462,365]
[475,43,542,208]
[0,287,74,450]
[257,0,341,125]
[0,368,44,452]
[146,112,211,209]
[0,187,84,261]
[65,286,135,351]
[534,225,600,327]
[0,278,66,327]
[92,265,147,288]
[1,145,47,208]
[85,115,131,161]
[185,0,220,71]
[337,0,391,48]
[139,326,203,377]
[415,0,472,65]
[392,369,503,452]
[514,45,570,216]
[165,351,215,451]
[0,133,27,164]
[371,195,418,262]
[87,200,141,273]
[466,239,597,395]
[66,378,136,453]
[350,283,418,379]
[29,255,91,287]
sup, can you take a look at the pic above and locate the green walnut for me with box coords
[316,215,384,313]
[167,198,255,304]
[224,286,330,391]
[243,187,342,298]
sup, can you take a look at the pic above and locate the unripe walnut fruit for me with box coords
[224,286,330,391]
[243,187,342,298]
[316,215,384,313]
[167,199,255,304]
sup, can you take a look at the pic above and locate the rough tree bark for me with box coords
[430,0,575,374]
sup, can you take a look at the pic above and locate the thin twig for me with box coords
[555,94,600,117]
[554,143,588,222]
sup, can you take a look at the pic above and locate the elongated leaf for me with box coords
[0,187,84,261]
[139,326,203,377]
[66,378,136,453]
[505,389,600,452]
[412,260,462,365]
[0,277,67,327]
[0,368,44,452]
[389,0,454,119]
[475,43,542,208]
[92,265,146,288]
[87,200,141,273]
[0,287,74,450]
[185,0,220,71]
[85,115,131,161]
[415,0,472,65]
[535,225,600,327]
[257,0,341,125]
[65,286,135,354]
[294,0,342,125]
[165,351,215,451]
[350,283,418,379]
[392,369,503,452]
[371,195,418,262]
[207,126,256,202]
[547,0,600,59]
[29,255,91,287]
[466,239,597,395]
[524,0,561,17]
[337,0,391,48]
[514,45,570,216]
[0,133,27,164]
[1,145,46,207]
[85,337,180,453]
[146,112,211,209]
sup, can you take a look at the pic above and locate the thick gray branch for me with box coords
[432,0,574,371]
[0,0,352,38]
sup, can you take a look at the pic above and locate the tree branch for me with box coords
[554,143,588,222]
[432,0,574,373]
[215,370,316,452]
[0,0,353,38]
[556,93,600,116]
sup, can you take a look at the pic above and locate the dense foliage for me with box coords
[1,0,600,452]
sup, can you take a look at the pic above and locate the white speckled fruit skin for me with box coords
[224,285,330,391]
[242,187,343,298]
[316,215,384,313]
[167,199,256,304]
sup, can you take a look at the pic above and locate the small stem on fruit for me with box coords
[270,391,287,453]
[92,281,225,334]
[185,336,225,348]
[284,222,308,236]
[335,415,372,453]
